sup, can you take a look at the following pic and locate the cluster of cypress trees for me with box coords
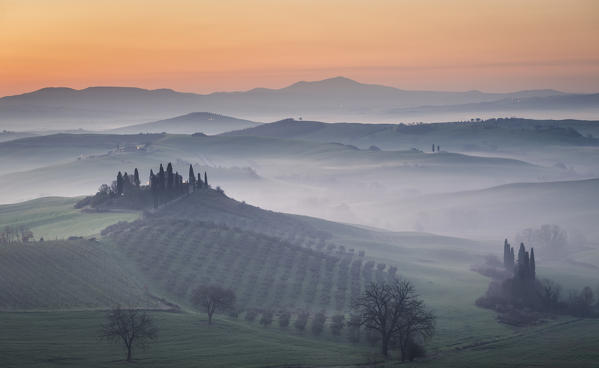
[112,163,209,208]
[115,168,141,196]
[503,239,535,281]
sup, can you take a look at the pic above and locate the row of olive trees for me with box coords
[101,278,434,362]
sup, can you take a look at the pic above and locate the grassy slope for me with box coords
[0,240,151,310]
[0,197,139,239]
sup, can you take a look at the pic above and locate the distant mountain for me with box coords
[110,112,260,135]
[1,77,585,130]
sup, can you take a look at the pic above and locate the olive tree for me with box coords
[191,285,236,324]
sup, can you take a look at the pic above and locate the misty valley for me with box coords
[1,88,598,367]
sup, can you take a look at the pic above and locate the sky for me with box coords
[1,0,598,96]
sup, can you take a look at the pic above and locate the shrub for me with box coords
[278,310,291,328]
[311,312,327,335]
[330,314,345,336]
[260,310,274,327]
[294,311,309,332]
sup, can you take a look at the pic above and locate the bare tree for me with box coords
[100,306,158,362]
[191,285,236,324]
[352,279,435,360]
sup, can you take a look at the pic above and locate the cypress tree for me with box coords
[432,144,435,153]
[158,164,165,190]
[503,239,509,269]
[188,165,196,190]
[204,171,208,187]
[530,248,536,280]
[509,247,515,271]
[524,251,530,280]
[517,243,526,279]
[166,163,174,190]
[133,168,140,188]
[116,171,124,195]
[197,173,203,188]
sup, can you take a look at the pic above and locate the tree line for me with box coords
[0,225,34,244]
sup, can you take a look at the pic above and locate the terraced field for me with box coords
[106,217,397,312]
[0,239,150,310]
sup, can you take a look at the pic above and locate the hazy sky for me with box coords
[1,0,598,96]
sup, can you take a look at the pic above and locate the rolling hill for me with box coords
[111,112,260,135]
[0,132,554,205]
[369,177,599,240]
[223,118,599,151]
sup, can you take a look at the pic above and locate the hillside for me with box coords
[224,118,599,151]
[111,112,260,135]
[0,239,151,310]
[371,178,599,239]
[0,132,554,206]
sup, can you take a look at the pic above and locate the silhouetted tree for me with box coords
[166,163,174,190]
[116,171,124,195]
[311,312,327,335]
[244,309,258,322]
[278,310,291,328]
[158,164,166,190]
[530,248,536,280]
[294,311,309,332]
[347,314,361,343]
[100,306,158,362]
[133,168,140,188]
[352,279,435,359]
[503,239,515,271]
[569,286,596,317]
[204,171,208,187]
[260,310,274,327]
[432,144,435,153]
[437,145,440,152]
[188,164,196,190]
[197,173,203,188]
[191,285,236,324]
[330,314,345,336]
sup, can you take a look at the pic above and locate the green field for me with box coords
[1,311,597,368]
[1,191,597,367]
[0,311,376,368]
[0,197,139,240]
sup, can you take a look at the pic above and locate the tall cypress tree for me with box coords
[166,163,174,190]
[517,243,526,279]
[133,168,140,188]
[510,247,515,271]
[530,248,536,280]
[188,165,196,190]
[158,164,165,190]
[204,171,208,187]
[116,171,124,195]
[503,239,509,269]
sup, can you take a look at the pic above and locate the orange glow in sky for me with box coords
[1,0,598,96]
